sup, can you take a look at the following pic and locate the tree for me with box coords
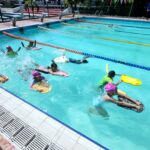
[131,0,148,16]
[64,0,84,8]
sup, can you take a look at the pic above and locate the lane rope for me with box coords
[2,31,150,71]
[62,22,150,37]
[38,26,150,47]
[76,19,150,30]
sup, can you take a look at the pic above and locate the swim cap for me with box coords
[6,46,11,49]
[32,70,41,77]
[105,83,117,92]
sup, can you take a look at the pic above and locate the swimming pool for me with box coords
[0,17,150,150]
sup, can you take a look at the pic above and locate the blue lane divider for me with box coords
[82,52,150,71]
[3,31,150,71]
[79,19,150,30]
[120,24,150,30]
[115,30,150,36]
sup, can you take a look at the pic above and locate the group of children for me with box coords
[0,41,89,91]
[98,70,143,112]
[0,41,143,112]
[0,41,37,57]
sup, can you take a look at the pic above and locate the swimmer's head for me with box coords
[105,83,117,93]
[82,59,88,63]
[6,46,13,52]
[51,62,57,68]
[6,46,11,49]
[32,70,41,78]
[51,61,58,72]
[108,70,115,78]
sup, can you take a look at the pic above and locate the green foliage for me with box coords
[64,0,85,7]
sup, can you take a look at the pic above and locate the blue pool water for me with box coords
[0,17,150,150]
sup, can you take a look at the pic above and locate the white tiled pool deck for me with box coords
[0,87,105,150]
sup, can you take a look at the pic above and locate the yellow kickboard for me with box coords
[106,64,109,74]
[32,82,52,93]
[121,75,142,86]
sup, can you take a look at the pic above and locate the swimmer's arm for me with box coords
[33,40,36,47]
[30,81,35,88]
[16,47,21,52]
[114,80,122,86]
[48,69,54,74]
[21,42,25,47]
[114,73,127,85]
[117,91,140,105]
[31,61,39,67]
[103,95,123,105]
[48,69,60,75]
[48,70,60,76]
[115,74,122,76]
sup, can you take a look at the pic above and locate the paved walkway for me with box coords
[0,15,75,31]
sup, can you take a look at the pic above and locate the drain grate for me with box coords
[3,118,25,138]
[47,142,65,150]
[25,133,49,150]
[12,125,36,148]
[0,106,79,150]
[0,106,7,116]
[0,112,15,130]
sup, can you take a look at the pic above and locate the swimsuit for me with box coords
[98,75,113,88]
[69,58,83,64]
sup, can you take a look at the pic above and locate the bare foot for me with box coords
[136,101,141,106]
[39,89,44,92]
[136,105,141,110]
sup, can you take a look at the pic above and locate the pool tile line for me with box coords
[80,17,150,30]
[0,86,108,150]
[87,16,150,23]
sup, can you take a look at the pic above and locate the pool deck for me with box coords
[0,15,75,31]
